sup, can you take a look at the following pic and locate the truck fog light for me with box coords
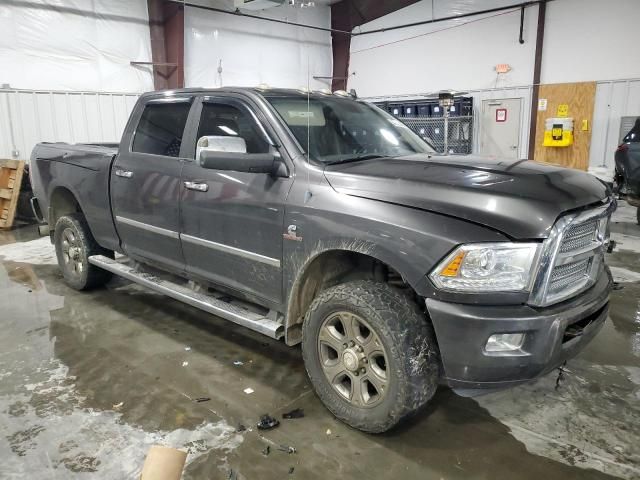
[485,333,525,352]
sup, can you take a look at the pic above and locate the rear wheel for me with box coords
[54,214,113,290]
[302,280,439,433]
[637,207,639,225]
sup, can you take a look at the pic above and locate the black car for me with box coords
[615,118,640,224]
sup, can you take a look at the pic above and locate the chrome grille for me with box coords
[559,220,598,253]
[548,258,591,295]
[529,199,614,307]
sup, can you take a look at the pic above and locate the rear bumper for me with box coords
[427,268,612,391]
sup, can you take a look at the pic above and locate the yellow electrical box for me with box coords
[543,117,574,147]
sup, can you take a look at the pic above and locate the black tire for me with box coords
[53,213,113,290]
[302,280,440,433]
[637,207,640,226]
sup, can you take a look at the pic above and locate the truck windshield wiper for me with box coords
[325,154,385,165]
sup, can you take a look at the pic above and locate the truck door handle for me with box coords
[115,169,134,178]
[184,181,209,192]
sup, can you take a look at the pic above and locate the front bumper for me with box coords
[427,268,612,391]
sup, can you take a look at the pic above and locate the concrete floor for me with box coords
[1,203,639,480]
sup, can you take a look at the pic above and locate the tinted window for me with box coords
[196,103,269,154]
[623,118,640,143]
[132,101,191,157]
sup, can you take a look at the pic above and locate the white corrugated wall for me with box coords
[0,89,140,161]
[590,79,640,170]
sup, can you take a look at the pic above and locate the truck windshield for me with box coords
[265,95,435,164]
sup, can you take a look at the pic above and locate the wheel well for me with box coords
[49,187,82,234]
[285,250,422,345]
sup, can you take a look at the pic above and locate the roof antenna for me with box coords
[217,59,223,87]
[304,53,312,204]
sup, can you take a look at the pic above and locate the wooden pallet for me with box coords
[0,159,25,229]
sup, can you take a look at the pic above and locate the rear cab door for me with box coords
[179,93,294,305]
[111,94,194,273]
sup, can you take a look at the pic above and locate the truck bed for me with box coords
[29,142,121,252]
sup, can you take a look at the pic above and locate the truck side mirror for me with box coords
[200,150,280,174]
[196,135,287,176]
[196,135,247,161]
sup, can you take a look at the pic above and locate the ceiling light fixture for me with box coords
[288,0,315,7]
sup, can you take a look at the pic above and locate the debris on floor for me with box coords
[288,467,295,474]
[555,361,568,390]
[181,361,189,367]
[278,444,296,454]
[326,429,332,435]
[194,397,210,403]
[261,445,270,456]
[184,346,191,351]
[257,414,280,430]
[243,387,254,394]
[233,360,244,366]
[112,401,124,410]
[282,408,304,419]
[236,424,247,432]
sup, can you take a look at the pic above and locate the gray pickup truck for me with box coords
[30,87,615,433]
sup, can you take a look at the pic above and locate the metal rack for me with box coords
[396,115,473,155]
[375,97,473,155]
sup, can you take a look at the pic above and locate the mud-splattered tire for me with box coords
[54,214,113,290]
[302,280,440,433]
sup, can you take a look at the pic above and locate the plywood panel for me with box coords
[0,159,25,229]
[533,82,596,170]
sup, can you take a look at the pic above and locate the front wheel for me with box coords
[302,280,440,433]
[54,213,113,290]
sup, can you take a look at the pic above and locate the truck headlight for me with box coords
[429,243,539,292]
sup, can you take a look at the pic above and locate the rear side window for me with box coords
[132,102,191,157]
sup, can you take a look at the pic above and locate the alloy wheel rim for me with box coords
[317,311,389,408]
[61,227,84,276]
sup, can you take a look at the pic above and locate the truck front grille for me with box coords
[529,200,614,307]
[559,220,598,253]
[548,258,592,297]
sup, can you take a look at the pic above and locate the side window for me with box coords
[132,102,191,157]
[196,103,269,154]
[623,118,640,143]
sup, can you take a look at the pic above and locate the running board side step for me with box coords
[88,255,284,340]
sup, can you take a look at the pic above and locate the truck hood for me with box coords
[323,154,610,239]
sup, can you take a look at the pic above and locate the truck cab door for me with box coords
[179,96,293,305]
[111,96,193,273]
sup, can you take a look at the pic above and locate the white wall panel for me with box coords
[590,80,640,169]
[0,0,153,92]
[0,89,139,161]
[541,0,640,84]
[349,0,640,97]
[349,1,539,97]
[184,2,332,90]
